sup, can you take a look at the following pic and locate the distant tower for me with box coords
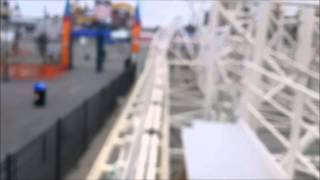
[43,6,50,19]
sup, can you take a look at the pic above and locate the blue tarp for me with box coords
[72,29,130,44]
[72,29,110,39]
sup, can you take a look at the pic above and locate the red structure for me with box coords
[61,0,73,69]
[131,2,141,54]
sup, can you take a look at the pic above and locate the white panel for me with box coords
[182,121,288,179]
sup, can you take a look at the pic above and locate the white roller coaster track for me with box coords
[88,1,319,179]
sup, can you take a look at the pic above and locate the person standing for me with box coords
[96,23,106,72]
[1,0,11,82]
[36,32,48,64]
[12,28,21,56]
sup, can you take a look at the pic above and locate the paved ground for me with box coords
[0,44,132,162]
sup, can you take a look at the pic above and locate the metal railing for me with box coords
[0,66,136,180]
[87,22,179,179]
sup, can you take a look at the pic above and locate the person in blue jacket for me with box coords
[96,23,106,72]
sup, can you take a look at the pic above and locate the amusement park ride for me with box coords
[88,1,319,179]
[0,0,140,80]
[0,0,319,179]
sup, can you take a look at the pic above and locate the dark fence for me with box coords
[0,65,136,180]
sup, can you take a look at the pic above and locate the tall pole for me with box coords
[130,0,142,78]
[61,0,73,70]
[131,0,141,62]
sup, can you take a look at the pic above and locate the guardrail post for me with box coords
[55,119,62,180]
[5,154,12,180]
[82,100,88,150]
[99,89,104,124]
[5,153,17,180]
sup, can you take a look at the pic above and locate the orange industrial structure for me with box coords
[131,3,141,54]
[61,0,73,70]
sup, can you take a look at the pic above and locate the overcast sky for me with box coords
[9,0,319,27]
[12,0,204,27]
